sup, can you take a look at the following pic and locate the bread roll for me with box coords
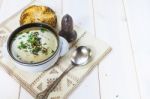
[20,5,57,28]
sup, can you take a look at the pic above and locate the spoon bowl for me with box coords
[71,46,92,66]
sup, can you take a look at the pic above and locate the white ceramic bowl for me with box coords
[5,23,69,72]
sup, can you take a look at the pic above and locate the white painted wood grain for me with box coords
[92,0,141,99]
[19,88,34,99]
[0,67,20,99]
[0,0,31,23]
[123,0,150,99]
[0,0,3,9]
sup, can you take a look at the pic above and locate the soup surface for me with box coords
[11,27,58,63]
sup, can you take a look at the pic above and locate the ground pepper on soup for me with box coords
[11,27,58,63]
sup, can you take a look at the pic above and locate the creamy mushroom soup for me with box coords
[11,27,58,63]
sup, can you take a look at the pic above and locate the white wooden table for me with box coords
[0,0,149,99]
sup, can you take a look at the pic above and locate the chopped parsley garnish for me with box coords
[32,47,41,55]
[24,50,28,52]
[30,61,34,63]
[27,32,40,47]
[17,32,49,55]
[22,35,25,37]
[18,41,27,49]
[51,50,55,53]
[41,48,48,55]
[16,54,20,58]
[41,28,47,33]
[43,43,47,45]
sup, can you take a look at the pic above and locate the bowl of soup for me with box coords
[6,23,69,72]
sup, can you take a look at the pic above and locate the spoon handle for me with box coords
[36,65,74,99]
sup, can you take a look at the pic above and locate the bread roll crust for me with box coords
[20,5,57,27]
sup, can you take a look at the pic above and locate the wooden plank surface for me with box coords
[0,0,3,10]
[92,0,141,99]
[0,0,31,23]
[123,0,150,99]
[19,88,34,99]
[0,67,20,99]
